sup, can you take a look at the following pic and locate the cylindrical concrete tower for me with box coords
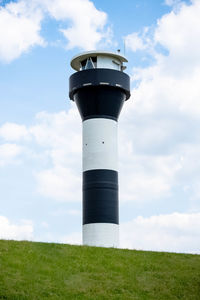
[69,51,130,247]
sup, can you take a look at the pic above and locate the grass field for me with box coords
[0,240,200,299]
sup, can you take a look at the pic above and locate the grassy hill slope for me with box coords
[0,240,200,299]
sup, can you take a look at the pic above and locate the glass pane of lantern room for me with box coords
[85,58,95,69]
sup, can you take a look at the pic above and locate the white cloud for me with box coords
[0,0,110,62]
[30,108,81,157]
[42,0,109,50]
[0,122,29,141]
[125,26,155,54]
[0,216,33,240]
[120,212,200,254]
[119,152,181,203]
[49,209,81,216]
[67,209,81,216]
[155,1,200,71]
[60,232,81,245]
[41,221,49,228]
[0,143,22,166]
[36,166,81,202]
[30,108,82,202]
[164,0,184,7]
[0,0,44,62]
[0,107,82,201]
[120,0,200,204]
[125,32,147,52]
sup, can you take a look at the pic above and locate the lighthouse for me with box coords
[69,51,130,247]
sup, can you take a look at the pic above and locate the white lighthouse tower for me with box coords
[69,51,130,247]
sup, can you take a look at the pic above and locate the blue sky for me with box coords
[0,0,200,253]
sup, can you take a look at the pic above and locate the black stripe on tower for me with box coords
[83,169,119,225]
[69,68,130,121]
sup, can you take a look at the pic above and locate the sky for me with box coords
[0,0,200,254]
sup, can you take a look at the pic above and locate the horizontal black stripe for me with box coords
[69,68,130,101]
[83,169,119,225]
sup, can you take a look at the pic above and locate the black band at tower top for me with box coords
[69,68,130,100]
[69,68,130,121]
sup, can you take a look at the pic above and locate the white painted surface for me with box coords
[82,118,118,172]
[97,55,121,70]
[83,223,119,247]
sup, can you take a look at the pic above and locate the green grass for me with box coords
[0,240,200,299]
